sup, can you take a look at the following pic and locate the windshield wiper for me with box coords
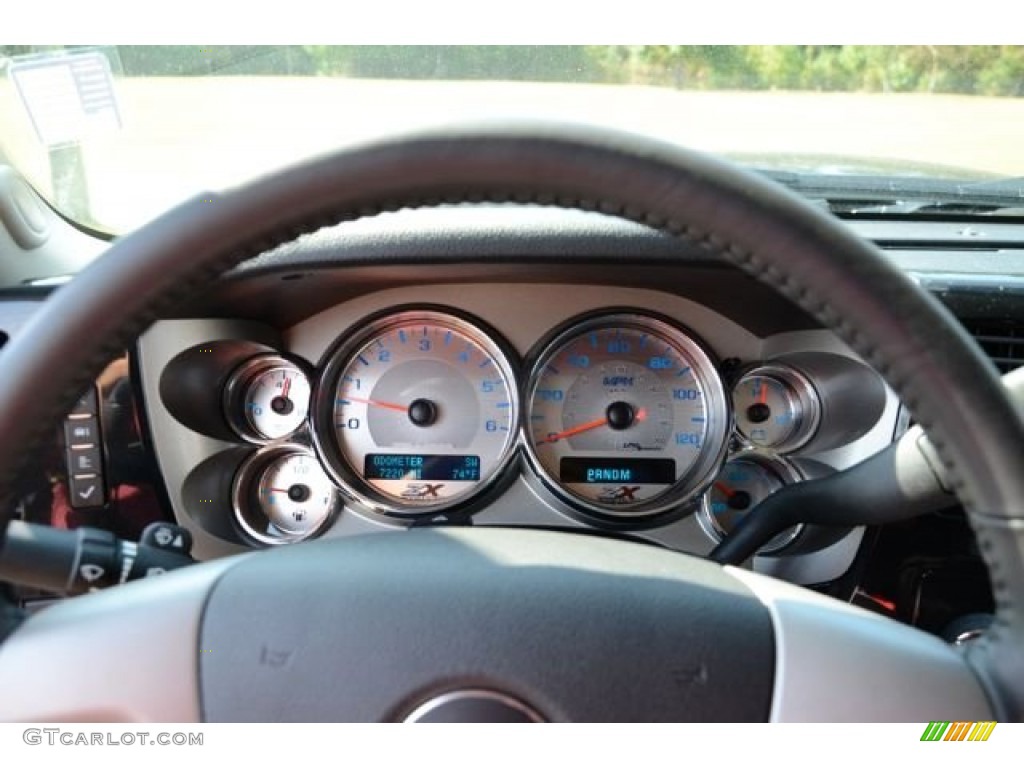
[824,199,1024,216]
[754,169,1024,216]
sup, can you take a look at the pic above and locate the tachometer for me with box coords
[523,312,729,520]
[314,309,519,517]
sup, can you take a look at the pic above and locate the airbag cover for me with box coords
[199,528,774,721]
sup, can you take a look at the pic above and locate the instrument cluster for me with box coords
[153,300,890,558]
[196,306,739,544]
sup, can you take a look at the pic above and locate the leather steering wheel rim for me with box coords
[0,121,1021,719]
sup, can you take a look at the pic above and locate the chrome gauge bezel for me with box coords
[521,310,731,523]
[311,307,521,520]
[223,354,312,443]
[732,364,822,454]
[696,450,805,554]
[231,443,340,546]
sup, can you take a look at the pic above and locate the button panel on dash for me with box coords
[65,385,106,509]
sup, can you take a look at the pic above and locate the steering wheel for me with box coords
[0,123,1022,722]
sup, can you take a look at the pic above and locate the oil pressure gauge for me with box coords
[732,365,821,453]
[224,355,311,442]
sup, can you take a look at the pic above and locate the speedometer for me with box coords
[523,312,729,520]
[313,308,519,518]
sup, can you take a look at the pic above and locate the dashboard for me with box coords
[3,201,1024,630]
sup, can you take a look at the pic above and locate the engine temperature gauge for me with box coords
[232,446,339,545]
[225,355,311,442]
[732,365,820,453]
[698,453,804,554]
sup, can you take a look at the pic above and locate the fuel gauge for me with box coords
[232,445,338,545]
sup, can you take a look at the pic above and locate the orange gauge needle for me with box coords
[714,481,736,498]
[281,376,292,400]
[537,416,609,445]
[758,379,769,405]
[344,395,407,413]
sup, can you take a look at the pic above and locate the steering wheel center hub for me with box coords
[403,689,545,723]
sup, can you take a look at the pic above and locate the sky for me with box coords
[2,0,1006,46]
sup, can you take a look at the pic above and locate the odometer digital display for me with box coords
[364,454,482,482]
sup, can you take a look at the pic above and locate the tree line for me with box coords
[596,46,1024,96]
[4,46,1023,97]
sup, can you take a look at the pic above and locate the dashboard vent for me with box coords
[964,320,1024,373]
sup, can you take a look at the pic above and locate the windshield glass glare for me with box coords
[1,45,1023,233]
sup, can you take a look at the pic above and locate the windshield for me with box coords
[2,45,1024,233]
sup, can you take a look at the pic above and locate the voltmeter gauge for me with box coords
[732,365,821,453]
[232,445,339,545]
[225,355,311,442]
